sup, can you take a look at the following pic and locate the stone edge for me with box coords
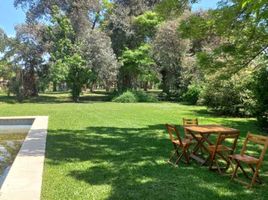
[0,116,48,200]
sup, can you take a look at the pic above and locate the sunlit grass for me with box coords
[0,93,267,200]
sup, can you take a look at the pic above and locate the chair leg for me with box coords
[174,152,184,165]
[168,150,176,162]
[183,148,190,164]
[209,153,214,170]
[236,161,251,180]
[249,164,262,184]
[231,162,239,180]
[249,169,259,188]
[229,158,235,172]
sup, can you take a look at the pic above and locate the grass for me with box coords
[0,92,267,200]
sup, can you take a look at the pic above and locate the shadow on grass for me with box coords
[45,121,268,199]
[0,91,111,104]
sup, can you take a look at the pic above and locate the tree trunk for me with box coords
[161,68,169,94]
[90,84,94,92]
[143,81,148,91]
[23,66,38,97]
[53,81,57,92]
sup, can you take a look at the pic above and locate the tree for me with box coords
[133,11,163,42]
[119,44,156,91]
[0,28,8,52]
[81,29,119,91]
[14,0,102,36]
[152,18,189,94]
[252,61,268,129]
[47,6,91,102]
[180,1,268,76]
[3,23,47,99]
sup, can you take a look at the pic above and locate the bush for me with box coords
[252,66,268,129]
[133,90,158,102]
[112,91,137,103]
[200,73,255,116]
[112,90,158,103]
[182,84,201,105]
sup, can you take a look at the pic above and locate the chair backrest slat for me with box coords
[216,132,240,153]
[241,132,268,164]
[247,133,268,145]
[166,124,182,144]
[183,118,198,126]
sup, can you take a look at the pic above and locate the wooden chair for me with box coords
[208,131,240,174]
[165,124,192,166]
[229,132,268,188]
[183,118,206,155]
[183,118,199,139]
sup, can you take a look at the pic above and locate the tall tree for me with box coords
[180,1,268,75]
[81,29,119,91]
[14,0,103,36]
[47,6,91,102]
[4,23,47,98]
[0,28,8,52]
[119,43,156,91]
[152,19,189,94]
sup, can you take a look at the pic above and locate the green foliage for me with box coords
[252,65,268,129]
[133,90,158,102]
[200,73,255,116]
[119,44,157,90]
[66,53,91,102]
[182,84,202,105]
[180,3,268,74]
[240,0,268,23]
[179,12,211,41]
[0,28,7,52]
[0,61,14,84]
[47,6,90,102]
[112,91,137,103]
[8,70,24,102]
[155,0,196,19]
[133,11,163,39]
[112,90,157,103]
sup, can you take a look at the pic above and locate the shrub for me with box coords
[182,84,201,105]
[133,90,158,102]
[112,90,158,103]
[200,73,255,116]
[112,91,137,103]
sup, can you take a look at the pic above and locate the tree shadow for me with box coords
[45,123,268,199]
[0,91,111,104]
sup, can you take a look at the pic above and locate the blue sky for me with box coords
[0,0,219,36]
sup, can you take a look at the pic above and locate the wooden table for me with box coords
[184,125,239,164]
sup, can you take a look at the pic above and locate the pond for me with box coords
[0,125,31,187]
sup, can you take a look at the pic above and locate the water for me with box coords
[0,132,28,188]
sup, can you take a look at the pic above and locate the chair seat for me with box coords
[173,138,192,146]
[229,154,259,164]
[208,145,232,152]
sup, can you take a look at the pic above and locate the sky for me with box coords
[0,0,219,37]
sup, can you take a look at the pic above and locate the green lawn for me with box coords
[0,93,267,200]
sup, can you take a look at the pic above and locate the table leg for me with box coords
[189,132,212,164]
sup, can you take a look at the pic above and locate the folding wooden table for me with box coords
[184,125,240,164]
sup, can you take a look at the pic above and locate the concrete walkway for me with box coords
[0,116,48,200]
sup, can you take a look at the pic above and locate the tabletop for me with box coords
[184,125,239,134]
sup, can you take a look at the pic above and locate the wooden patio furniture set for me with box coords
[165,118,268,188]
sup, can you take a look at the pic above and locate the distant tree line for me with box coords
[0,0,267,129]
